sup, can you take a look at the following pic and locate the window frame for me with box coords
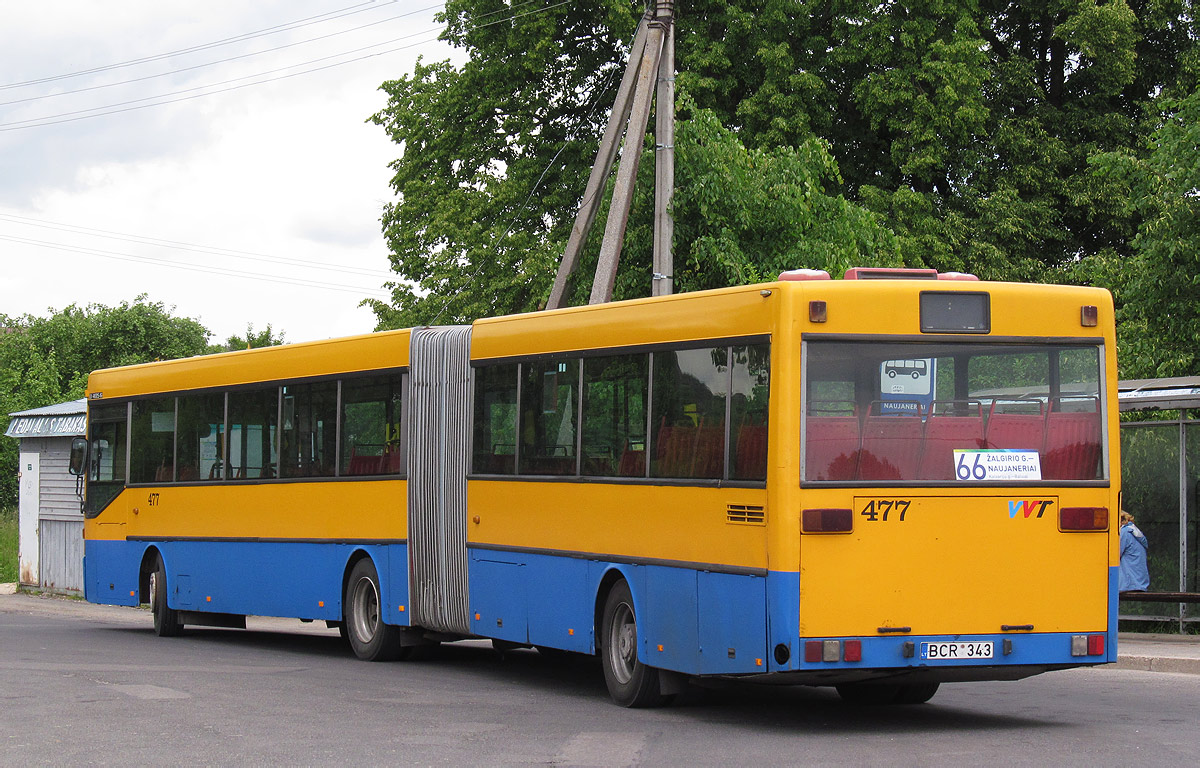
[800,333,1110,488]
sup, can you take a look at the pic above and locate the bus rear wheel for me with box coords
[149,557,183,637]
[344,558,403,661]
[600,580,669,708]
[836,681,939,705]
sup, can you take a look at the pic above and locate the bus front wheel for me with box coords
[600,581,670,708]
[149,557,182,637]
[344,558,403,661]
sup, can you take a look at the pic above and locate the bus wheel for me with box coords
[344,558,401,661]
[600,581,669,708]
[895,682,939,704]
[149,558,182,637]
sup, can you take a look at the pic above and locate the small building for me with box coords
[5,399,87,593]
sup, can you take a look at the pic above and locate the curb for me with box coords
[1115,655,1200,675]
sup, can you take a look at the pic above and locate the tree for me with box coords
[369,0,1196,325]
[1091,87,1200,378]
[208,323,286,354]
[0,297,213,506]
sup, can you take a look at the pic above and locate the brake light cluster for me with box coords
[805,639,862,663]
[802,508,853,533]
[1071,634,1106,657]
[1060,507,1108,531]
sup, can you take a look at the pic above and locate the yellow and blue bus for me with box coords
[74,268,1118,706]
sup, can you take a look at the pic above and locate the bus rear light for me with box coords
[843,640,862,662]
[779,269,831,281]
[1060,507,1108,531]
[844,267,937,280]
[804,640,843,662]
[1072,634,1106,656]
[805,640,823,662]
[1081,305,1098,327]
[802,508,853,533]
[809,300,827,323]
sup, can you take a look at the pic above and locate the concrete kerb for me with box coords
[1115,633,1200,675]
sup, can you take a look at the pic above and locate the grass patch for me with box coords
[0,506,17,583]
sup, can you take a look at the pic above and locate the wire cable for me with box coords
[0,233,391,297]
[0,0,388,91]
[0,0,573,132]
[0,212,395,279]
[0,2,451,108]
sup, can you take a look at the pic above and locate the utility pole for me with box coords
[546,1,675,309]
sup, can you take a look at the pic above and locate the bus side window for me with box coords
[582,354,648,478]
[227,386,279,480]
[176,392,225,482]
[651,347,727,479]
[519,358,580,476]
[730,344,770,481]
[130,397,176,484]
[341,374,404,476]
[472,364,518,475]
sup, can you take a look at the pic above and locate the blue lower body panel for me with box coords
[466,547,768,675]
[84,539,410,625]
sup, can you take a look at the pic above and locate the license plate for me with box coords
[921,641,994,660]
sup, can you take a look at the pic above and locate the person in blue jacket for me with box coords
[1119,510,1150,592]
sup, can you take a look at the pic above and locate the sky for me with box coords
[0,1,462,344]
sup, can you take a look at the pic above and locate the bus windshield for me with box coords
[803,340,1105,483]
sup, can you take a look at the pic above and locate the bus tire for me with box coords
[150,557,183,637]
[600,580,669,708]
[344,558,401,661]
[895,682,939,704]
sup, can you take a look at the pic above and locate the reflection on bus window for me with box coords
[281,381,337,478]
[520,359,579,476]
[227,387,279,479]
[651,347,728,479]
[805,342,1104,483]
[582,354,648,478]
[341,374,404,476]
[85,403,126,516]
[131,398,175,483]
[177,393,225,481]
[473,364,518,475]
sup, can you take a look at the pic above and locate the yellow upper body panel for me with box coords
[86,328,412,400]
[471,284,776,360]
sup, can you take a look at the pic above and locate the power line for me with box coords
[0,2,450,108]
[0,233,392,297]
[0,0,388,91]
[0,212,395,279]
[0,0,573,132]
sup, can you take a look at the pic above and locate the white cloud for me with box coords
[0,0,460,343]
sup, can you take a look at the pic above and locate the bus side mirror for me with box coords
[69,437,88,476]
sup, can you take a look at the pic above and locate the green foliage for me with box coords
[369,0,1197,379]
[0,506,16,584]
[209,323,286,354]
[0,297,213,506]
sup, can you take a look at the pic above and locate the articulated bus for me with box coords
[74,268,1119,706]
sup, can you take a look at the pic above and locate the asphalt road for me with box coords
[2,593,1198,766]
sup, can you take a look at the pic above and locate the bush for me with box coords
[0,506,17,583]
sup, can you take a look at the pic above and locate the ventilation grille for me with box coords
[727,504,766,525]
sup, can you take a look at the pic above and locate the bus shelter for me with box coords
[1118,377,1200,631]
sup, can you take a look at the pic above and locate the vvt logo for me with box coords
[1008,499,1054,519]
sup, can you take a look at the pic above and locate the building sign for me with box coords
[4,413,87,438]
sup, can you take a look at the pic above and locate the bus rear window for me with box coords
[803,341,1105,483]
